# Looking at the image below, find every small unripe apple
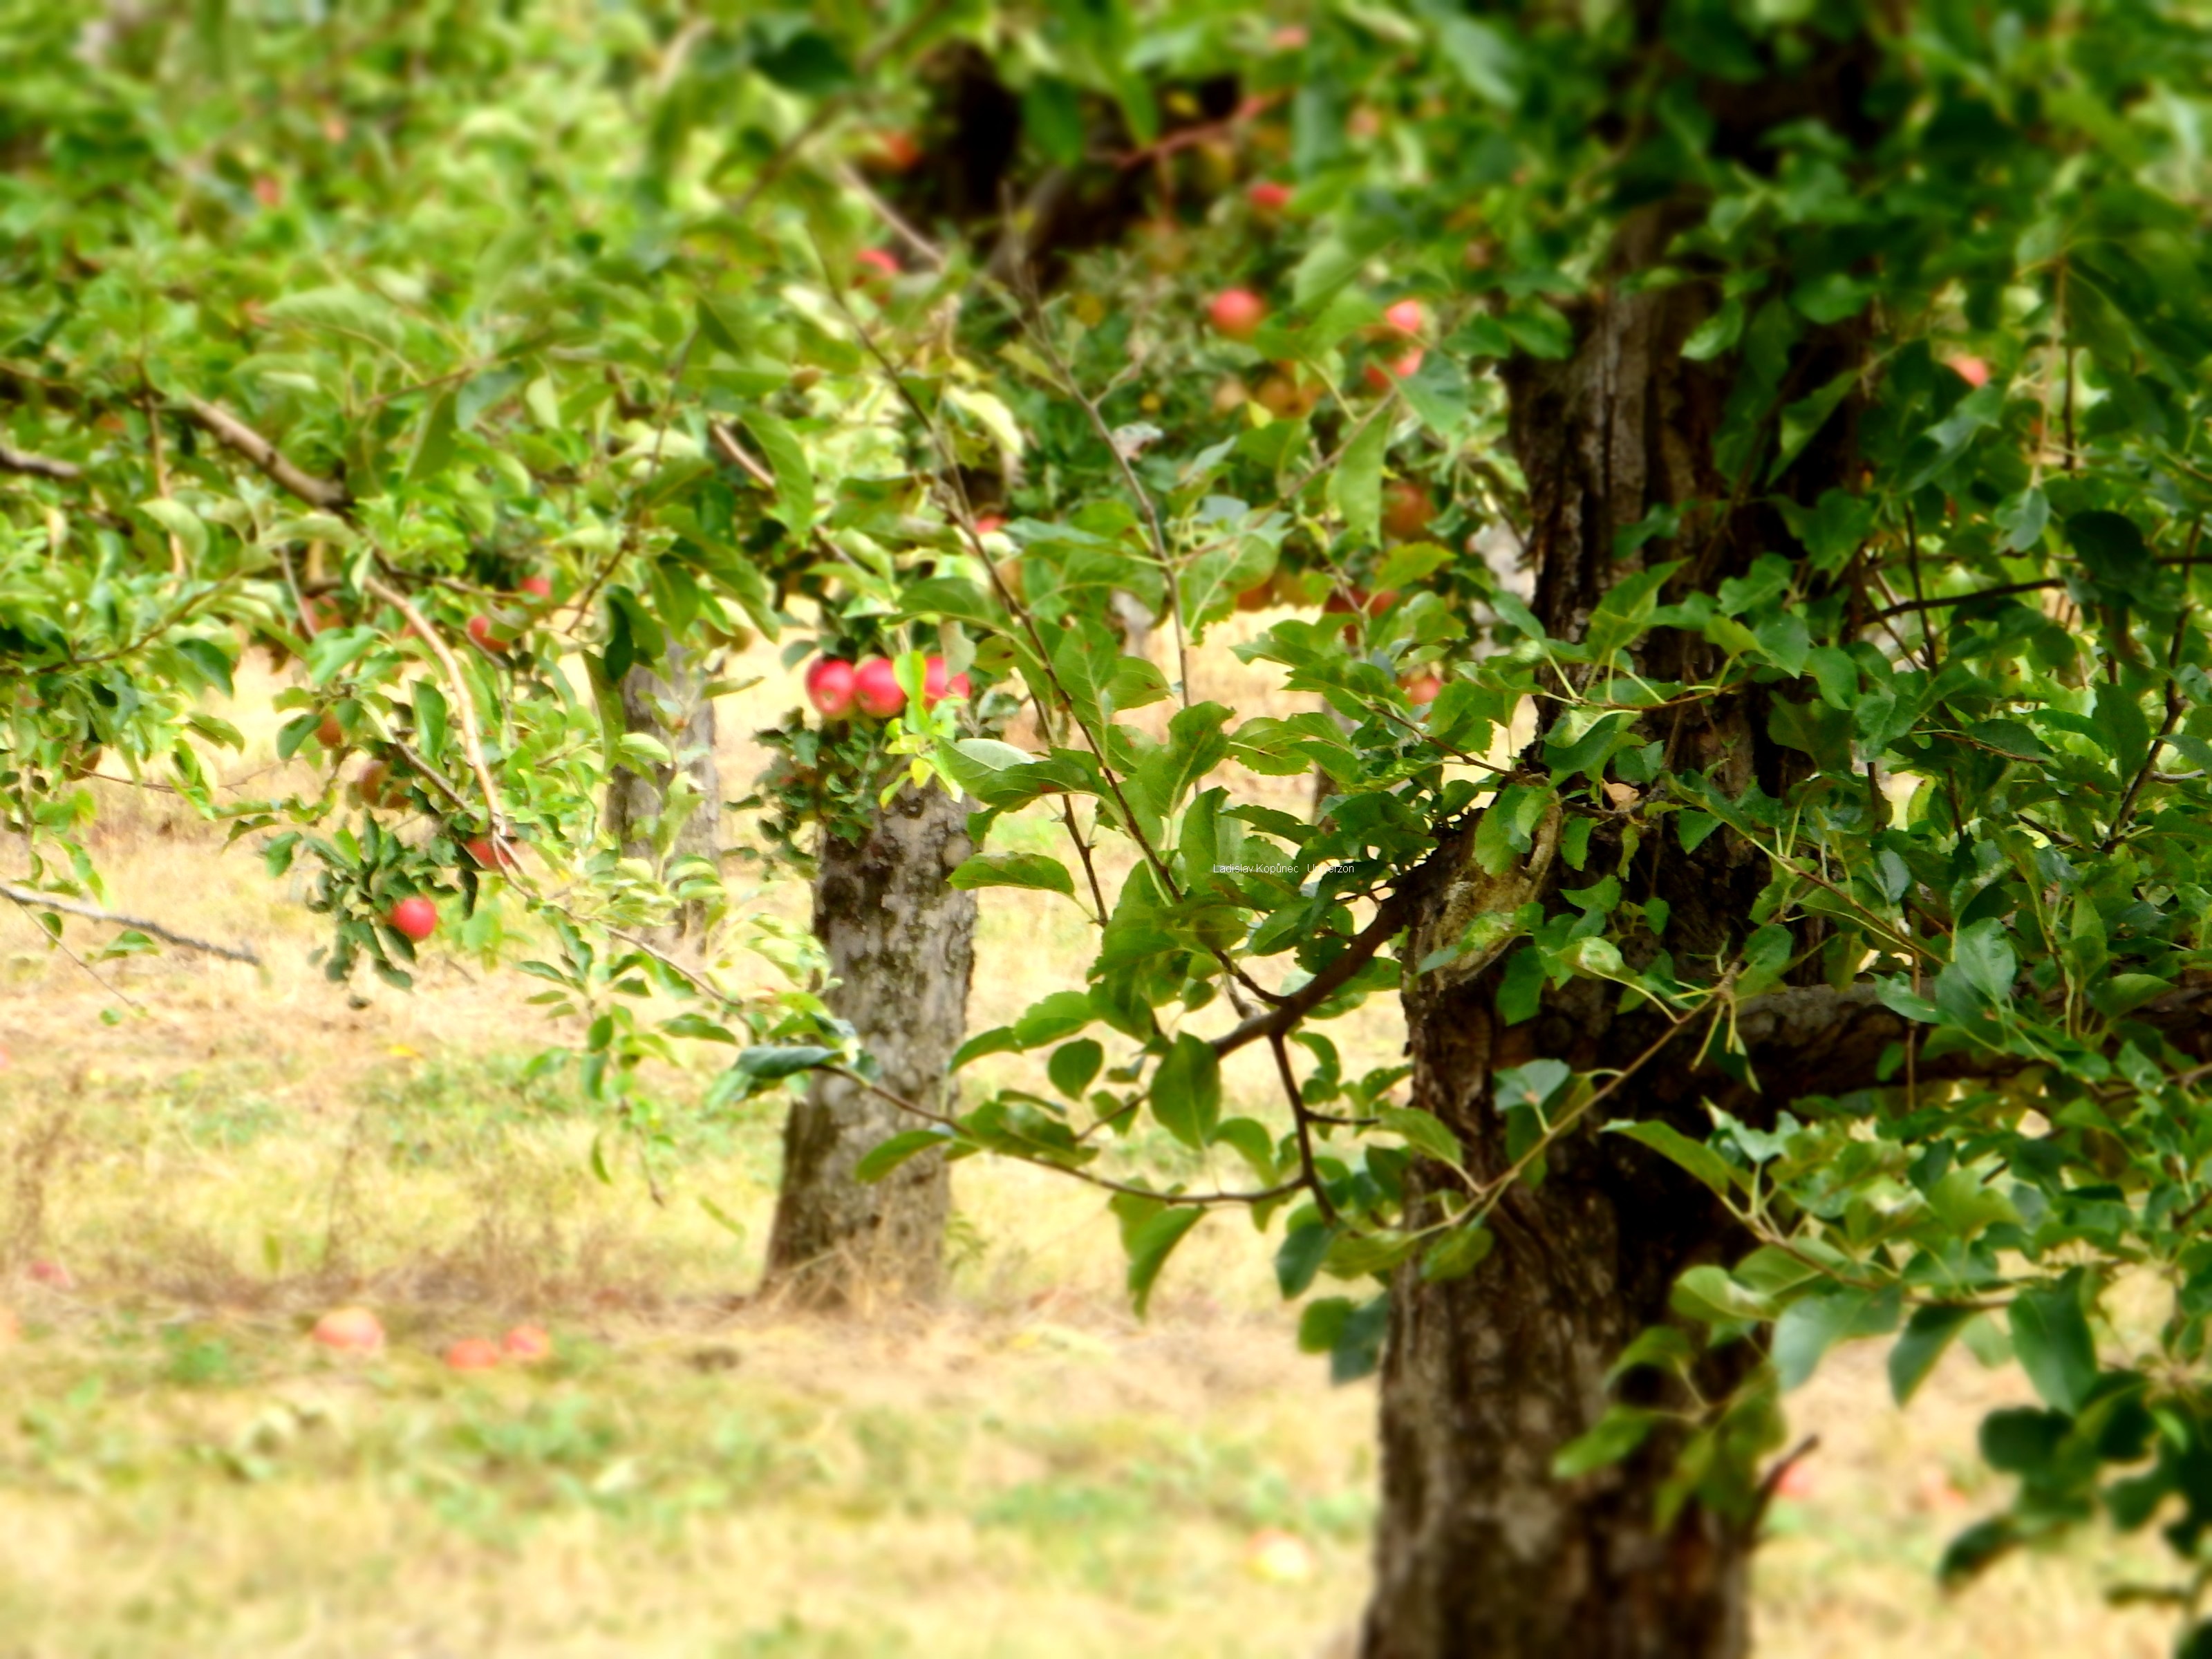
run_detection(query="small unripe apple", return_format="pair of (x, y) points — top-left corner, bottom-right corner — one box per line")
(501, 1324), (554, 1362)
(466, 614), (505, 653)
(806, 657), (858, 720)
(1208, 288), (1267, 341)
(464, 836), (518, 872)
(312, 1306), (384, 1353)
(1365, 347), (1425, 392)
(1382, 479), (1434, 542)
(518, 574), (553, 600)
(1945, 354), (1990, 388)
(444, 1337), (501, 1372)
(1248, 180), (1293, 213)
(388, 897), (438, 943)
(921, 654), (971, 710)
(854, 247), (901, 286)
(852, 657), (906, 719)
(316, 711), (345, 749)
(1254, 372), (1318, 419)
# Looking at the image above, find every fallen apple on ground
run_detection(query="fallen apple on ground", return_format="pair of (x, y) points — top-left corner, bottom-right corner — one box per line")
(312, 1306), (385, 1353)
(445, 1336), (502, 1372)
(502, 1324), (554, 1362)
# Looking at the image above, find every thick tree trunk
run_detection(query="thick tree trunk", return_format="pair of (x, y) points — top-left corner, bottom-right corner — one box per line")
(1361, 167), (1867, 1651)
(606, 642), (722, 944)
(765, 782), (976, 1306)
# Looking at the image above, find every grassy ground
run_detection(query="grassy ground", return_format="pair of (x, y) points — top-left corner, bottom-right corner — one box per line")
(0, 627), (2182, 1656)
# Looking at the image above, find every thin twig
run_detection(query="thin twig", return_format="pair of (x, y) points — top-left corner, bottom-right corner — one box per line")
(1270, 1029), (1339, 1224)
(0, 881), (261, 964)
(821, 1064), (1304, 1208)
(361, 576), (508, 842)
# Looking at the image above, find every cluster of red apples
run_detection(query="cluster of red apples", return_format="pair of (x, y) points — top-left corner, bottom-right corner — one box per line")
(805, 653), (969, 722)
(1208, 287), (1430, 395)
(311, 1306), (552, 1371)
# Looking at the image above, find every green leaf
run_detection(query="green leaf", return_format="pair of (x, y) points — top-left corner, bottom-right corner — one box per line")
(1889, 1305), (1978, 1405)
(733, 1044), (836, 1082)
(1608, 1120), (1737, 1200)
(1047, 1038), (1104, 1100)
(140, 499), (208, 564)
(1771, 1285), (1900, 1391)
(1552, 1404), (1660, 1478)
(1150, 1032), (1221, 1150)
(1123, 1204), (1204, 1318)
(742, 411), (814, 541)
(1377, 1105), (1465, 1168)
(1277, 1219), (1333, 1297)
(948, 852), (1075, 897)
(855, 1129), (951, 1183)
(1332, 413), (1387, 546)
(2010, 1277), (2098, 1415)
(406, 388), (459, 483)
(413, 682), (449, 762)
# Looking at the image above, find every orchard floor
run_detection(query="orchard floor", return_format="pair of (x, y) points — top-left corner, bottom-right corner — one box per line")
(0, 638), (2183, 1658)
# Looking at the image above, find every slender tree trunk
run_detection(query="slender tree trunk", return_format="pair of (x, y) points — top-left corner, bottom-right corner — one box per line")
(1361, 130), (1868, 1652)
(766, 781), (976, 1306)
(606, 642), (722, 944)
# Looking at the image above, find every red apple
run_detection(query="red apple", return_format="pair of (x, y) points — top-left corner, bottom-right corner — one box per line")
(973, 514), (1007, 536)
(1235, 580), (1275, 612)
(253, 176), (283, 209)
(852, 657), (906, 719)
(26, 1260), (71, 1291)
(854, 247), (901, 285)
(464, 836), (518, 872)
(444, 1337), (501, 1373)
(1248, 180), (1293, 213)
(1208, 288), (1268, 341)
(806, 657), (858, 720)
(1378, 298), (1427, 341)
(312, 1306), (384, 1353)
(1401, 671), (1443, 705)
(1945, 354), (1990, 388)
(352, 760), (405, 809)
(388, 897), (437, 943)
(867, 130), (924, 173)
(518, 574), (553, 600)
(466, 614), (506, 653)
(1244, 1527), (1315, 1582)
(1383, 480), (1434, 541)
(1271, 25), (1309, 50)
(501, 1324), (554, 1362)
(1775, 1459), (1819, 1500)
(921, 655), (972, 710)
(1365, 347), (1424, 391)
(316, 711), (345, 749)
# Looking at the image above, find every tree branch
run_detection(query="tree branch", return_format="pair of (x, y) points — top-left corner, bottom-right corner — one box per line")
(361, 576), (508, 843)
(0, 442), (80, 482)
(0, 882), (261, 964)
(1212, 889), (1413, 1060)
(180, 397), (350, 512)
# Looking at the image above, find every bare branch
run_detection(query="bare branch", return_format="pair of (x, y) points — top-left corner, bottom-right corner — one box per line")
(0, 442), (80, 482)
(181, 397), (350, 512)
(0, 881), (261, 964)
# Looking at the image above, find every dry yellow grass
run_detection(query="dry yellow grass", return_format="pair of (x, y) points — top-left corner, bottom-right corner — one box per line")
(0, 621), (2180, 1656)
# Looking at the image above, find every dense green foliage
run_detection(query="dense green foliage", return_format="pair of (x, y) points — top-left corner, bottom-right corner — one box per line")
(13, 0), (2212, 1632)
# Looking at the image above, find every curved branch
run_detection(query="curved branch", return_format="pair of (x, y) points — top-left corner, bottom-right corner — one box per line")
(0, 881), (261, 964)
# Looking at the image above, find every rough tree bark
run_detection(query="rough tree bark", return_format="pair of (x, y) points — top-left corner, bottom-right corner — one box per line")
(606, 643), (722, 944)
(1360, 49), (1877, 1655)
(765, 781), (977, 1306)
